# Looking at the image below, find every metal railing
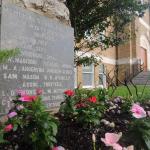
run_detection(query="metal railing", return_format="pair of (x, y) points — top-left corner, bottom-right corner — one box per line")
(125, 59), (144, 82)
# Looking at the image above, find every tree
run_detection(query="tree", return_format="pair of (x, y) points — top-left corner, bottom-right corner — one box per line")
(66, 0), (149, 65)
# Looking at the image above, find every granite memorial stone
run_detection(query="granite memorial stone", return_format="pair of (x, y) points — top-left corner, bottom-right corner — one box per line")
(0, 1), (74, 114)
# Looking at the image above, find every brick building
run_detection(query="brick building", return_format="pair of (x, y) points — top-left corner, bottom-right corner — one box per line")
(75, 2), (150, 88)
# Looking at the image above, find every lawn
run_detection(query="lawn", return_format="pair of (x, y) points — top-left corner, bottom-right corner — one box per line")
(108, 85), (150, 101)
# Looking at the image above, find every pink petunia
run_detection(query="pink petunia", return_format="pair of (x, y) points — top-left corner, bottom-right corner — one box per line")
(101, 133), (121, 147)
(4, 124), (13, 132)
(131, 104), (146, 118)
(52, 147), (59, 150)
(52, 146), (65, 150)
(123, 145), (134, 150)
(8, 112), (17, 118)
(113, 143), (123, 150)
(19, 95), (37, 102)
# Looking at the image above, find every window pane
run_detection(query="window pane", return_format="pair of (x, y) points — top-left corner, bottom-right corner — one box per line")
(83, 73), (93, 86)
(99, 74), (103, 85)
(83, 65), (93, 72)
(99, 64), (104, 73)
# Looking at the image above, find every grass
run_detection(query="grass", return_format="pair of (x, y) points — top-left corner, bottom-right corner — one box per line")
(108, 85), (150, 101)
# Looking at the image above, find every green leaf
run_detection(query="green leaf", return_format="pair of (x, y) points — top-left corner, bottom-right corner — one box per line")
(144, 135), (150, 150)
(49, 136), (57, 143)
(13, 124), (18, 132)
(50, 122), (57, 135)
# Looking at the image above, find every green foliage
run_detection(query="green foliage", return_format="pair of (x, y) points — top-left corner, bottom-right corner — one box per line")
(75, 103), (103, 127)
(0, 48), (20, 63)
(74, 88), (108, 102)
(0, 92), (58, 150)
(59, 89), (106, 127)
(66, 0), (149, 65)
(66, 0), (148, 48)
(75, 55), (98, 66)
(124, 118), (150, 150)
(59, 93), (77, 119)
(58, 88), (150, 149)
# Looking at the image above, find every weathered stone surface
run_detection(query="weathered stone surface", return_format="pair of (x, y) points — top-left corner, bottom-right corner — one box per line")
(4, 0), (70, 25)
(22, 0), (70, 24)
(0, 2), (74, 114)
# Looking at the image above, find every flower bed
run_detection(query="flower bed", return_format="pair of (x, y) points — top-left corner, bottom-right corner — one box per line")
(0, 88), (150, 150)
(0, 89), (57, 150)
(56, 89), (150, 150)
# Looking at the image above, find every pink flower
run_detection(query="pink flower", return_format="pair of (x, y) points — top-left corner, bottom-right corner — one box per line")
(8, 112), (17, 118)
(19, 95), (37, 102)
(64, 90), (74, 97)
(131, 104), (146, 118)
(101, 133), (121, 147)
(113, 143), (123, 150)
(52, 147), (58, 150)
(52, 146), (65, 150)
(36, 88), (43, 95)
(16, 90), (26, 96)
(123, 145), (134, 150)
(88, 96), (97, 103)
(4, 124), (13, 132)
(16, 105), (24, 111)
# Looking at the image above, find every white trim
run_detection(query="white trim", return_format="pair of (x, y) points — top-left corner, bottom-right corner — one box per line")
(139, 18), (150, 31)
(100, 56), (116, 64)
(117, 58), (138, 65)
(76, 51), (140, 65)
(82, 85), (94, 89)
(76, 51), (101, 61)
(99, 64), (106, 88)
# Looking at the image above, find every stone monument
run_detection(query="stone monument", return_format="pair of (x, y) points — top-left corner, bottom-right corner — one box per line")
(0, 0), (74, 114)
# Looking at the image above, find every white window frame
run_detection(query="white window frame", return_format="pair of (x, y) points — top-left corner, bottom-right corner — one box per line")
(82, 64), (94, 88)
(99, 64), (106, 88)
(141, 0), (144, 4)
